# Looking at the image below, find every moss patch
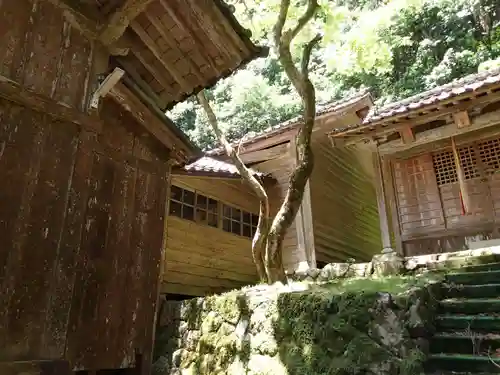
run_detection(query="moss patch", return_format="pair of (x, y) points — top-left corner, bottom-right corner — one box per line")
(154, 273), (443, 375)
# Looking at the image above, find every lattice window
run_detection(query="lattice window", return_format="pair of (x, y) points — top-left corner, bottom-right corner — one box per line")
(432, 150), (457, 186)
(169, 185), (258, 238)
(478, 138), (500, 175)
(432, 144), (483, 186)
(458, 145), (480, 180)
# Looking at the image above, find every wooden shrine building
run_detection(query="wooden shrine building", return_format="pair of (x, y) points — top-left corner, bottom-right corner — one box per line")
(329, 68), (500, 257)
(0, 0), (264, 374)
(166, 90), (382, 291)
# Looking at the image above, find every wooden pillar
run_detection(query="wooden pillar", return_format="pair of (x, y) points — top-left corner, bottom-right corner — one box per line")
(372, 146), (394, 253)
(288, 135), (314, 271)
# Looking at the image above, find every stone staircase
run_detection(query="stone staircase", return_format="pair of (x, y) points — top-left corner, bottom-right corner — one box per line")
(425, 259), (500, 374)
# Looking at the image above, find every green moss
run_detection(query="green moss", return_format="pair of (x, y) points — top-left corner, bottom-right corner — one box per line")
(169, 274), (443, 375)
(271, 274), (443, 375)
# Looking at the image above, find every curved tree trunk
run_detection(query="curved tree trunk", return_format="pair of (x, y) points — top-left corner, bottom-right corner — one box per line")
(199, 0), (321, 284)
(264, 0), (321, 283)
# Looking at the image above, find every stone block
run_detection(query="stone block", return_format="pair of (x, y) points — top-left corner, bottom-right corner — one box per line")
(372, 252), (404, 276)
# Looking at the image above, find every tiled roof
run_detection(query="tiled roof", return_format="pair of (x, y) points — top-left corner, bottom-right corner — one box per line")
(365, 67), (500, 124)
(207, 90), (372, 156)
(178, 156), (266, 177)
(330, 67), (500, 136)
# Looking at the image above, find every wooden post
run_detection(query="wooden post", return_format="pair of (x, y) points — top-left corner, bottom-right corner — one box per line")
(382, 157), (403, 255)
(372, 145), (394, 253)
(301, 180), (316, 267)
(451, 137), (471, 214)
(289, 135), (312, 271)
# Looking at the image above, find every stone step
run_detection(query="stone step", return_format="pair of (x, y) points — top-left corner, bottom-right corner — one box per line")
(436, 315), (500, 332)
(430, 332), (500, 355)
(450, 262), (500, 274)
(442, 283), (500, 299)
(440, 299), (500, 314)
(445, 270), (500, 285)
(426, 372), (499, 375)
(424, 353), (500, 373)
(422, 253), (500, 272)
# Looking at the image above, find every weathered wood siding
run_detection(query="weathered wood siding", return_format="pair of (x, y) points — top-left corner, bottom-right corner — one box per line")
(0, 0), (94, 110)
(163, 177), (259, 296)
(0, 97), (169, 372)
(310, 137), (381, 263)
(0, 3), (170, 371)
(254, 156), (299, 272)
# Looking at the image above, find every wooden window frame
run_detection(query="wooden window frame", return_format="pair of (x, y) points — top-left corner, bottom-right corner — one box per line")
(432, 136), (500, 187)
(168, 184), (258, 239)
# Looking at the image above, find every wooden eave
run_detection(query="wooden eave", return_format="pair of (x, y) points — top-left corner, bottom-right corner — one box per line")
(210, 93), (373, 159)
(171, 168), (277, 187)
(50, 0), (267, 162)
(108, 79), (200, 164)
(52, 0), (267, 110)
(329, 84), (500, 147)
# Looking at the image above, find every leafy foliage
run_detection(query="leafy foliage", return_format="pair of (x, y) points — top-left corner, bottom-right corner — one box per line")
(169, 0), (500, 150)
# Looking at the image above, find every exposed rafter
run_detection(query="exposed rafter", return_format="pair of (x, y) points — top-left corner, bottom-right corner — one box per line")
(157, 0), (220, 75)
(130, 20), (191, 92)
(143, 11), (205, 83)
(100, 0), (156, 46)
(48, 0), (152, 54)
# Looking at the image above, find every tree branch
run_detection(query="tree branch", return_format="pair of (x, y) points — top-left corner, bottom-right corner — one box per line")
(301, 33), (322, 78)
(273, 0), (320, 97)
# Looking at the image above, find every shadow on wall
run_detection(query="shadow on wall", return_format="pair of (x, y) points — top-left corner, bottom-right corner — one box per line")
(152, 276), (441, 375)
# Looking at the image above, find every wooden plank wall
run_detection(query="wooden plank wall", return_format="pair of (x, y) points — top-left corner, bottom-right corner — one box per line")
(163, 176), (259, 296)
(0, 97), (169, 372)
(254, 155), (299, 272)
(0, 0), (93, 111)
(309, 137), (381, 263)
(0, 1), (170, 372)
(393, 137), (500, 255)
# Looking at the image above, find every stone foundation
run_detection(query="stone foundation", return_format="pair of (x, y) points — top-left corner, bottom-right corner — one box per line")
(289, 246), (500, 282)
(152, 276), (441, 375)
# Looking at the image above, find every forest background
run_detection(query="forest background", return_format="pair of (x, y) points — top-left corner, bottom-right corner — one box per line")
(170, 0), (500, 150)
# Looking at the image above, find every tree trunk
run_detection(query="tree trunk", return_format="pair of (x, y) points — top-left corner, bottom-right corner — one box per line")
(264, 0), (321, 283)
(199, 0), (321, 284)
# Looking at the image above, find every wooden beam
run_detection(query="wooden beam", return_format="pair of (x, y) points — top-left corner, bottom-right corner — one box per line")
(239, 143), (289, 163)
(0, 74), (102, 132)
(47, 0), (101, 39)
(378, 109), (500, 155)
(381, 157), (403, 255)
(399, 124), (415, 143)
(144, 11), (205, 83)
(109, 82), (189, 161)
(129, 47), (175, 103)
(372, 146), (394, 253)
(453, 110), (471, 128)
(193, 0), (249, 55)
(130, 20), (191, 93)
(331, 90), (500, 141)
(100, 0), (156, 46)
(451, 137), (471, 214)
(115, 57), (166, 109)
(166, 0), (239, 63)
(0, 360), (71, 375)
(302, 180), (316, 267)
(157, 0), (220, 75)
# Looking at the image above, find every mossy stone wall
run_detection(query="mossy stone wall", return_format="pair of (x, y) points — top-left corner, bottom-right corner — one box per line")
(153, 277), (441, 375)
